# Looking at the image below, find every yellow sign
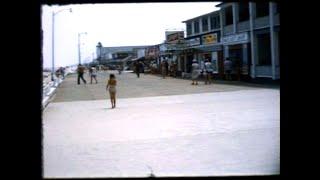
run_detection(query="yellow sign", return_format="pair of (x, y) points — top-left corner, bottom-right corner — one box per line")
(202, 33), (218, 45)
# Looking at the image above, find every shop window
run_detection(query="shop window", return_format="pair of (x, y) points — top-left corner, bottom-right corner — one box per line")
(202, 18), (208, 32)
(187, 23), (192, 35)
(238, 2), (249, 22)
(256, 2), (269, 18)
(194, 20), (199, 34)
(257, 33), (271, 65)
(225, 6), (233, 26)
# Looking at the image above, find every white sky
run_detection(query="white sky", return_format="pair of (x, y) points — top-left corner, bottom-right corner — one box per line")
(41, 2), (220, 69)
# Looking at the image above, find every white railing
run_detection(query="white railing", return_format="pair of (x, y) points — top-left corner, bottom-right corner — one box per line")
(42, 67), (75, 110)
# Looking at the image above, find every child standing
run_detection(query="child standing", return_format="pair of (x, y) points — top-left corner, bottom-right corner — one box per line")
(90, 66), (98, 84)
(106, 74), (117, 108)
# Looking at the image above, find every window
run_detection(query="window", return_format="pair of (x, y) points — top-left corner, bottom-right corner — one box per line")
(225, 6), (233, 25)
(257, 33), (271, 65)
(210, 16), (220, 29)
(238, 2), (249, 22)
(256, 2), (269, 18)
(194, 20), (199, 34)
(202, 18), (208, 32)
(187, 23), (192, 35)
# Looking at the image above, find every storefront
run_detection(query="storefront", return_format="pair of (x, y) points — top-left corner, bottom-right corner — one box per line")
(180, 32), (224, 78)
(178, 37), (201, 74)
(222, 32), (251, 80)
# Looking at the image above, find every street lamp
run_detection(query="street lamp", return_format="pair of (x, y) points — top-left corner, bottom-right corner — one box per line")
(78, 32), (87, 65)
(51, 7), (72, 81)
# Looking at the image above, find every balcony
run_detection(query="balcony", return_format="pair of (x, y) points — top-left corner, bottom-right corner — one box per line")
(254, 16), (270, 29)
(223, 24), (233, 35)
(237, 20), (250, 32)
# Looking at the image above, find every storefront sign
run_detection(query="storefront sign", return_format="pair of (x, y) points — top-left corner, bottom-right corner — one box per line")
(202, 33), (218, 45)
(186, 37), (200, 46)
(166, 31), (184, 43)
(222, 32), (249, 44)
(145, 46), (159, 59)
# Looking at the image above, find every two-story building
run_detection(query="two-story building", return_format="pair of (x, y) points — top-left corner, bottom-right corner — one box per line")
(217, 2), (280, 80)
(181, 10), (224, 78)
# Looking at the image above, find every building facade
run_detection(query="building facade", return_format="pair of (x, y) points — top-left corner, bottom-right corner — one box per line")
(182, 10), (224, 78)
(96, 42), (150, 65)
(217, 2), (280, 80)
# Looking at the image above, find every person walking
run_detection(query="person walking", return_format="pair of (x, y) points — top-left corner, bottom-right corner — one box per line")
(173, 62), (177, 78)
(165, 60), (169, 76)
(90, 66), (98, 84)
(161, 60), (167, 79)
(106, 74), (117, 108)
(139, 61), (145, 75)
(191, 59), (200, 85)
(224, 58), (233, 81)
(135, 61), (141, 78)
(77, 64), (87, 84)
(204, 59), (213, 84)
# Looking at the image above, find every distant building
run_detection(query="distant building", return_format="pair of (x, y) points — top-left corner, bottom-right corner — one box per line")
(96, 43), (150, 65)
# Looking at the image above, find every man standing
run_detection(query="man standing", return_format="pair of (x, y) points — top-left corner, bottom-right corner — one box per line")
(204, 59), (213, 84)
(161, 60), (167, 79)
(135, 61), (141, 78)
(77, 64), (87, 84)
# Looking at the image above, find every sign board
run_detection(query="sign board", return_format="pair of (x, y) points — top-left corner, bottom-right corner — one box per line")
(145, 46), (159, 59)
(187, 38), (201, 46)
(166, 31), (184, 43)
(222, 32), (249, 44)
(202, 33), (218, 45)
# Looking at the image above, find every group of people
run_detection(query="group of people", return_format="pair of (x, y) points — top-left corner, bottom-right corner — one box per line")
(77, 64), (117, 108)
(160, 60), (178, 79)
(77, 64), (98, 85)
(55, 67), (66, 79)
(75, 57), (236, 109)
(191, 59), (214, 85)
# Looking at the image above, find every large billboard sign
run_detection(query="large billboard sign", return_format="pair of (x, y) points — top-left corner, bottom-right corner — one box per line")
(166, 31), (184, 43)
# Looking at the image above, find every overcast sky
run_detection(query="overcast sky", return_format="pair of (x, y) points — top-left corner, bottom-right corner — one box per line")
(41, 2), (220, 69)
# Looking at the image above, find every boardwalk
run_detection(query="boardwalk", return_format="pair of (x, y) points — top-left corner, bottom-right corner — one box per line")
(43, 71), (280, 178)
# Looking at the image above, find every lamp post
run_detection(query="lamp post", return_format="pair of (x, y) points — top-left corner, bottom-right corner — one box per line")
(51, 7), (72, 81)
(78, 32), (87, 65)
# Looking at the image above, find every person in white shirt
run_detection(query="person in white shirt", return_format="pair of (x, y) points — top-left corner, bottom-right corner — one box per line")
(90, 66), (98, 84)
(191, 59), (200, 85)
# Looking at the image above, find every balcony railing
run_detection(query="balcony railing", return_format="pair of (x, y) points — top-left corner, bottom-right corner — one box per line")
(237, 20), (250, 32)
(254, 16), (270, 29)
(223, 24), (233, 35)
